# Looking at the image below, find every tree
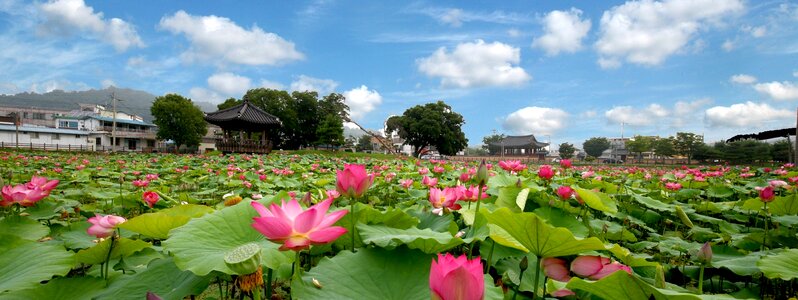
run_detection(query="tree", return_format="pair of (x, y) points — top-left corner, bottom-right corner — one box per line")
(652, 137), (676, 163)
(558, 142), (576, 159)
(386, 101), (468, 157)
(319, 93), (350, 121)
(244, 88), (298, 149)
(626, 135), (654, 160)
(217, 98), (241, 110)
(151, 94), (207, 151)
(716, 139), (772, 163)
(674, 132), (703, 164)
(482, 134), (505, 155)
(356, 135), (373, 151)
(772, 139), (792, 162)
(315, 114), (344, 147)
(583, 137), (610, 158)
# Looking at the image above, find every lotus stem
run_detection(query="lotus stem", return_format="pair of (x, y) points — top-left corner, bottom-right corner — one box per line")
(350, 197), (357, 251)
(265, 268), (273, 300)
(532, 256), (541, 299)
(698, 265), (705, 294)
(485, 239), (495, 274)
(103, 234), (116, 281)
(762, 202), (769, 250)
(252, 285), (261, 300)
(217, 277), (224, 300)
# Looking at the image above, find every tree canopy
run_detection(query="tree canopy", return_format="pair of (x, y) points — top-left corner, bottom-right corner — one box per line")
(386, 101), (468, 156)
(674, 132), (703, 164)
(150, 94), (207, 150)
(626, 135), (654, 159)
(652, 137), (676, 162)
(558, 142), (576, 159)
(482, 134), (505, 155)
(583, 137), (610, 158)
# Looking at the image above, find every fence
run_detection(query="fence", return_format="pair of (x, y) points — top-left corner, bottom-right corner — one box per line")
(0, 142), (91, 152)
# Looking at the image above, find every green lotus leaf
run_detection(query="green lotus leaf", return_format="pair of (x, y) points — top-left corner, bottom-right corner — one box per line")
(358, 224), (464, 253)
(575, 187), (618, 214)
(0, 241), (75, 293)
(75, 237), (152, 265)
(0, 277), (105, 300)
(483, 208), (605, 257)
(0, 216), (49, 241)
(97, 258), (211, 300)
(758, 248), (798, 280)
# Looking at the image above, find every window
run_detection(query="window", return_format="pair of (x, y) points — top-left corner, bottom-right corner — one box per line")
(75, 135), (80, 138)
(22, 112), (28, 118)
(95, 137), (102, 146)
(53, 134), (60, 140)
(58, 121), (78, 129)
(32, 113), (45, 120)
(30, 132), (39, 139)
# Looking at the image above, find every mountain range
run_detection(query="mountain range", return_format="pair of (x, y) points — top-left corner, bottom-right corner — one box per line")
(0, 87), (217, 122)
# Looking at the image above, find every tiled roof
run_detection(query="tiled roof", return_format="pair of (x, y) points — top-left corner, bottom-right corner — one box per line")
(204, 101), (281, 129)
(488, 134), (549, 148)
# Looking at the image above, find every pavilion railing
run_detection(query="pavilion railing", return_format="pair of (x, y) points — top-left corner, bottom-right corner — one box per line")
(214, 139), (273, 154)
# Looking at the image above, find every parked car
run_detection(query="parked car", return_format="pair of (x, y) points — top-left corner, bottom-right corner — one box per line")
(602, 158), (624, 164)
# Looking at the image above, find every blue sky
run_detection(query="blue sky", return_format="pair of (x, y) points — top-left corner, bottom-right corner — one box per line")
(1, 0), (798, 148)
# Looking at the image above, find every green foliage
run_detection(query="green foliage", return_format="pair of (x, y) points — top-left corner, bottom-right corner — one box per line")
(771, 139), (791, 162)
(482, 133), (505, 155)
(357, 134), (373, 151)
(626, 135), (654, 159)
(150, 94), (207, 149)
(315, 114), (345, 147)
(713, 139), (773, 163)
(0, 241), (75, 293)
(653, 136), (676, 161)
(583, 137), (610, 158)
(674, 132), (703, 164)
(558, 142), (576, 159)
(216, 98), (241, 110)
(386, 100), (468, 156)
(758, 249), (798, 280)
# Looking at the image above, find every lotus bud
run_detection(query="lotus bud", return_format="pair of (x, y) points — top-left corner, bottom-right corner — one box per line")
(476, 160), (488, 185)
(696, 242), (712, 265)
(519, 256), (529, 272)
(224, 243), (262, 275)
(654, 265), (666, 288)
(675, 206), (694, 228)
(302, 191), (313, 206)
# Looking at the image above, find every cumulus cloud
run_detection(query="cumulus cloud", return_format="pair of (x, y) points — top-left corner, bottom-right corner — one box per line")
(159, 10), (304, 66)
(672, 98), (712, 127)
(417, 40), (531, 88)
(100, 79), (115, 88)
(605, 104), (670, 126)
(502, 107), (568, 135)
(532, 8), (591, 56)
(722, 39), (735, 52)
(189, 87), (223, 104)
(343, 85), (382, 121)
(705, 102), (792, 127)
(37, 0), (143, 51)
(730, 74), (757, 84)
(207, 72), (251, 96)
(290, 75), (338, 94)
(753, 81), (798, 101)
(742, 25), (767, 38)
(259, 79), (284, 90)
(595, 0), (744, 68)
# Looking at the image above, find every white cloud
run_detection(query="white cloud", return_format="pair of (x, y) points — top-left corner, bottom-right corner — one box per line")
(605, 104), (670, 126)
(290, 75), (338, 94)
(672, 98), (712, 127)
(189, 87), (223, 104)
(259, 79), (284, 90)
(343, 85), (382, 121)
(502, 107), (568, 135)
(722, 39), (735, 52)
(730, 74), (757, 84)
(417, 40), (531, 88)
(413, 6), (534, 26)
(581, 110), (597, 118)
(532, 8), (591, 56)
(207, 72), (251, 96)
(37, 0), (143, 51)
(753, 81), (798, 101)
(100, 79), (115, 88)
(705, 102), (792, 127)
(742, 25), (767, 38)
(793, 71), (798, 78)
(440, 8), (464, 27)
(595, 0), (744, 68)
(159, 10), (304, 66)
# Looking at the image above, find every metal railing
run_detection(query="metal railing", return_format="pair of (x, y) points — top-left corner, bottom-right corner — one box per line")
(0, 142), (91, 152)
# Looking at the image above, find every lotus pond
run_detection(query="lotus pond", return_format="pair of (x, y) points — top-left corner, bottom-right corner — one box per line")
(0, 151), (797, 300)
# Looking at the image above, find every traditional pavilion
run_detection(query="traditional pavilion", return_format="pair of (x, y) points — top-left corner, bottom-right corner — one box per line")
(204, 100), (281, 154)
(489, 134), (549, 159)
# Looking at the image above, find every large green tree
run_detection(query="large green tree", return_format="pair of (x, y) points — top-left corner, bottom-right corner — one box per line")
(652, 137), (676, 163)
(292, 91), (321, 148)
(558, 142), (576, 159)
(217, 98), (241, 110)
(386, 101), (468, 157)
(626, 135), (654, 160)
(150, 94), (207, 151)
(674, 132), (703, 164)
(482, 134), (505, 155)
(243, 88), (298, 149)
(357, 135), (373, 151)
(315, 114), (345, 147)
(583, 137), (610, 158)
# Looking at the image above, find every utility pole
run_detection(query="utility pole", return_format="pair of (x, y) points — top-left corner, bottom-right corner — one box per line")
(111, 92), (118, 152)
(794, 108), (798, 164)
(13, 112), (19, 149)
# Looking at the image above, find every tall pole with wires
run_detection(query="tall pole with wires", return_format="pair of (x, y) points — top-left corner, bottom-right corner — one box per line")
(111, 92), (117, 152)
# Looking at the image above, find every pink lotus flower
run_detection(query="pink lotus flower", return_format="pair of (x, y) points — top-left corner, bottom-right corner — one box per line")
(559, 159), (572, 169)
(570, 255), (632, 280)
(26, 176), (59, 194)
(499, 160), (526, 173)
(664, 182), (682, 191)
(429, 187), (462, 215)
(541, 257), (571, 282)
(769, 180), (788, 188)
(132, 180), (149, 188)
(550, 289), (576, 297)
(538, 165), (554, 180)
(419, 168), (429, 175)
(556, 186), (575, 200)
(460, 185), (487, 202)
(429, 253), (484, 300)
(143, 191), (159, 208)
(422, 176), (438, 188)
(433, 166), (445, 174)
(325, 190), (341, 201)
(400, 179), (414, 189)
(145, 173), (159, 181)
(1, 184), (47, 207)
(87, 214), (126, 238)
(335, 164), (374, 198)
(459, 173), (471, 183)
(251, 198), (348, 251)
(758, 186), (775, 202)
(582, 171), (594, 178)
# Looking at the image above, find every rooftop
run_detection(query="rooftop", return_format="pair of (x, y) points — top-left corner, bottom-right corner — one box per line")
(0, 124), (89, 135)
(489, 134), (549, 148)
(205, 100), (281, 130)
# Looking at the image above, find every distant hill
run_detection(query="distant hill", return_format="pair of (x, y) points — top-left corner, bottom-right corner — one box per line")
(0, 87), (217, 122)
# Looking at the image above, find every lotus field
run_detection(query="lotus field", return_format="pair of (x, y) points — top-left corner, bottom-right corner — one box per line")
(2, 151), (798, 300)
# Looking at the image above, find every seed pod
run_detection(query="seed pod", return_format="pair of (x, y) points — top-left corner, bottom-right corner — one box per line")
(675, 205), (694, 228)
